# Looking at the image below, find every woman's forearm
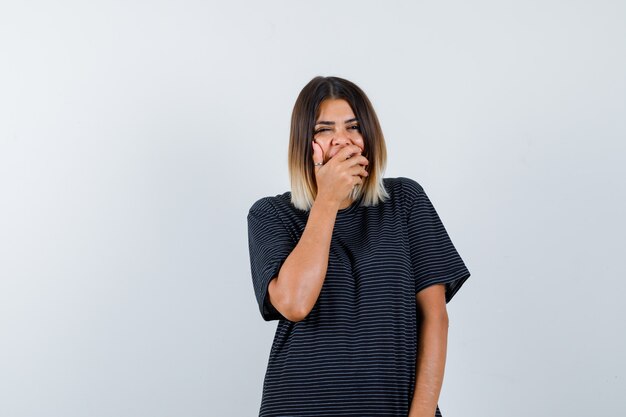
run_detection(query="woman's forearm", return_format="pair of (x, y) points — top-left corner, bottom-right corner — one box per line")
(408, 315), (449, 417)
(268, 197), (339, 321)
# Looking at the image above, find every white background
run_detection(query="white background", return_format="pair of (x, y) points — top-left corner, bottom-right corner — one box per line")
(1, 1), (625, 416)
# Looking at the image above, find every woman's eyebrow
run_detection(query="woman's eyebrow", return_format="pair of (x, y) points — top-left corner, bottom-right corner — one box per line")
(315, 118), (359, 126)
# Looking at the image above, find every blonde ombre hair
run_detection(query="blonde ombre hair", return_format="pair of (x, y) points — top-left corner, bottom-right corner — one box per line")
(288, 76), (390, 211)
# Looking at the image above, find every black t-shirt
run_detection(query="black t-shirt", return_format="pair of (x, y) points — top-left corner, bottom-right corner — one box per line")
(247, 176), (471, 417)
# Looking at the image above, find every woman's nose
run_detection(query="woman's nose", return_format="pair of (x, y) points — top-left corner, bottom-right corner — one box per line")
(331, 129), (352, 145)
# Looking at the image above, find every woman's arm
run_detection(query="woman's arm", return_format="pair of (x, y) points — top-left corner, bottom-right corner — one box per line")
(268, 144), (367, 322)
(409, 283), (449, 417)
(267, 197), (340, 322)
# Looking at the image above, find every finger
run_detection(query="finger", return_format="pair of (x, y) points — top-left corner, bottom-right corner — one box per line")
(340, 144), (363, 160)
(349, 164), (369, 177)
(345, 154), (369, 170)
(311, 140), (324, 169)
(354, 154), (369, 166)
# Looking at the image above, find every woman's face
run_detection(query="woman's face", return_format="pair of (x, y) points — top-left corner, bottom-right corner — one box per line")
(313, 99), (365, 164)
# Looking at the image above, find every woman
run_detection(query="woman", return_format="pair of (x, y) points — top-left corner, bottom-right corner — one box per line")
(247, 76), (471, 417)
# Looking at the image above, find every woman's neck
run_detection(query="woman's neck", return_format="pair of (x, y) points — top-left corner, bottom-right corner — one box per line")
(338, 198), (353, 210)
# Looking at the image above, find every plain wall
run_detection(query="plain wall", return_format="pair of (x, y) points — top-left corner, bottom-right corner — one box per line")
(1, 1), (624, 416)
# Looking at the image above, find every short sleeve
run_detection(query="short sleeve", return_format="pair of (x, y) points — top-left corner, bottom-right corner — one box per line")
(247, 198), (297, 321)
(405, 182), (471, 303)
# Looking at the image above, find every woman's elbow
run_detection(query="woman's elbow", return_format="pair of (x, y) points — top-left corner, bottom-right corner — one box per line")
(268, 277), (310, 322)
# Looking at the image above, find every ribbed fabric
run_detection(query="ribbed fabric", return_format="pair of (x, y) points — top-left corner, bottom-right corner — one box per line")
(247, 177), (471, 417)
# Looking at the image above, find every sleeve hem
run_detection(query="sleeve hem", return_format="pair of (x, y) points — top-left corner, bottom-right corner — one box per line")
(258, 259), (288, 322)
(415, 267), (471, 304)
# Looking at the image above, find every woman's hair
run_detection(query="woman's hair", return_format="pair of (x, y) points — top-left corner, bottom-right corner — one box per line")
(288, 76), (390, 211)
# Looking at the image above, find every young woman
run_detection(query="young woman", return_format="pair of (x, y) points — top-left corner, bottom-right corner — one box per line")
(247, 76), (471, 417)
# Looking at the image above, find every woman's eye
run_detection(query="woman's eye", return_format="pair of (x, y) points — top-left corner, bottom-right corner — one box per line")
(350, 125), (361, 131)
(314, 128), (330, 134)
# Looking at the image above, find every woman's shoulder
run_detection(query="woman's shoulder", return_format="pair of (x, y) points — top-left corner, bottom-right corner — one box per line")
(248, 190), (295, 218)
(383, 176), (425, 203)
